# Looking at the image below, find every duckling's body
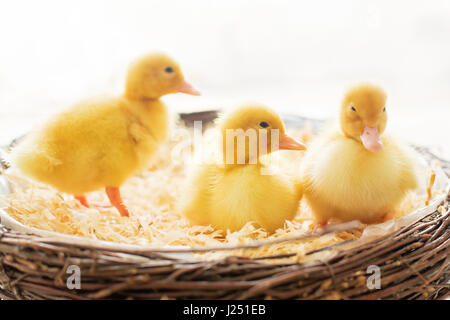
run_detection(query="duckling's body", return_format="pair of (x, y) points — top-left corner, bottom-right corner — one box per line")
(14, 97), (168, 195)
(302, 130), (418, 223)
(12, 53), (199, 216)
(301, 84), (418, 224)
(182, 105), (306, 233)
(184, 162), (302, 233)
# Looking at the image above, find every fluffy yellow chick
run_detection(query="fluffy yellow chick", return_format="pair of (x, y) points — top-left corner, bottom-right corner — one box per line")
(301, 83), (418, 225)
(12, 53), (199, 217)
(182, 104), (307, 233)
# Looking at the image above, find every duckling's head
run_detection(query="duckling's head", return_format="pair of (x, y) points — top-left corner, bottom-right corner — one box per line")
(220, 104), (306, 164)
(340, 83), (387, 152)
(125, 52), (200, 100)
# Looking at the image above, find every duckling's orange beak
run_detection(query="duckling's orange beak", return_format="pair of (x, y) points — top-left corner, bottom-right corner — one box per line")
(361, 126), (383, 152)
(178, 80), (201, 96)
(279, 133), (307, 150)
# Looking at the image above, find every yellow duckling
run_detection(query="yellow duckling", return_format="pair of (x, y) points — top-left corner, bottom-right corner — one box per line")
(12, 53), (199, 217)
(301, 83), (418, 225)
(182, 104), (307, 233)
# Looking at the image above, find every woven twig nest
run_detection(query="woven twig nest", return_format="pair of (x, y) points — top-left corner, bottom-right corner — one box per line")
(0, 113), (449, 300)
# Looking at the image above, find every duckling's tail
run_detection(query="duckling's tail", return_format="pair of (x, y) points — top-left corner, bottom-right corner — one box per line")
(10, 143), (61, 182)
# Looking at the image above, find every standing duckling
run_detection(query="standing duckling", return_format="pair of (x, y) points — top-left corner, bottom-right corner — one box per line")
(301, 84), (418, 225)
(12, 53), (199, 217)
(182, 104), (307, 233)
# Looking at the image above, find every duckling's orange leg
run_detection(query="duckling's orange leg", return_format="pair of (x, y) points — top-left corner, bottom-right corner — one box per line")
(105, 186), (130, 217)
(313, 220), (328, 231)
(377, 211), (395, 223)
(75, 195), (89, 208)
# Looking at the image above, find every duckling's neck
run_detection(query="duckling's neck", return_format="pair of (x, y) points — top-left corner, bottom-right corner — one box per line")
(341, 131), (360, 143)
(122, 96), (168, 140)
(124, 90), (161, 102)
(221, 147), (265, 168)
(222, 158), (264, 169)
(122, 94), (164, 113)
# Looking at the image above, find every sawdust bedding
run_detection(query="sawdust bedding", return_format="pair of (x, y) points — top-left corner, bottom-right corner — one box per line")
(0, 125), (438, 262)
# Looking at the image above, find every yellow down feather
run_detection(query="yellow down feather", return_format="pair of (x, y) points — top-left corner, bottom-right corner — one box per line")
(182, 104), (306, 233)
(301, 84), (419, 224)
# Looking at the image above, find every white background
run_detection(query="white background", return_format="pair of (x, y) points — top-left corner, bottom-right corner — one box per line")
(0, 0), (449, 157)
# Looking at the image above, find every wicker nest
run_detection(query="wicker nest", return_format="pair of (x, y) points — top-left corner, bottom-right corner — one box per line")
(0, 112), (449, 300)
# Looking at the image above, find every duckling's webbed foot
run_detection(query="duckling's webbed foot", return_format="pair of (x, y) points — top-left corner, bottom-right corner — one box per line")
(75, 195), (90, 208)
(311, 220), (328, 232)
(105, 186), (130, 217)
(376, 211), (394, 224)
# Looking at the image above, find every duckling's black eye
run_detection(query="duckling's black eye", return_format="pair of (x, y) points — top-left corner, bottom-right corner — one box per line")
(351, 106), (356, 112)
(165, 66), (174, 73)
(259, 121), (269, 128)
(383, 107), (386, 112)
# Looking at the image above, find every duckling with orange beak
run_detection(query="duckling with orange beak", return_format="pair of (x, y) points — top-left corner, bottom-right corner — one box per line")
(301, 84), (419, 225)
(182, 104), (306, 233)
(12, 53), (199, 217)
